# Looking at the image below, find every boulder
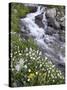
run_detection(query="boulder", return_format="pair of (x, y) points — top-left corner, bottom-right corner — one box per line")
(45, 8), (60, 29)
(46, 8), (56, 18)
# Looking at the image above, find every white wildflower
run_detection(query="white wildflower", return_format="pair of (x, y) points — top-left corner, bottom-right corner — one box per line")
(37, 50), (39, 54)
(53, 79), (55, 82)
(49, 67), (52, 70)
(26, 53), (28, 56)
(19, 38), (21, 41)
(39, 51), (42, 55)
(12, 68), (14, 71)
(19, 58), (24, 65)
(11, 53), (12, 57)
(52, 65), (55, 68)
(14, 51), (17, 54)
(40, 64), (42, 67)
(48, 70), (50, 74)
(45, 57), (48, 60)
(30, 56), (33, 59)
(26, 48), (28, 52)
(49, 61), (52, 64)
(57, 73), (60, 77)
(59, 71), (62, 75)
(28, 69), (31, 72)
(12, 58), (14, 61)
(33, 57), (35, 60)
(14, 9), (17, 13)
(55, 76), (57, 79)
(27, 79), (30, 81)
(29, 51), (31, 55)
(42, 68), (44, 71)
(52, 69), (55, 72)
(19, 53), (22, 56)
(15, 64), (20, 71)
(51, 74), (54, 78)
(24, 65), (27, 69)
(32, 53), (35, 56)
(18, 50), (20, 53)
(30, 47), (32, 51)
(36, 72), (38, 75)
(18, 46), (19, 49)
(37, 56), (40, 59)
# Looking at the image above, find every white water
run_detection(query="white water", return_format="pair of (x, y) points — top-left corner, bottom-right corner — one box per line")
(20, 6), (65, 68)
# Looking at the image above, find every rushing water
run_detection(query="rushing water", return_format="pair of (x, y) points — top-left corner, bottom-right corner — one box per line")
(20, 6), (65, 72)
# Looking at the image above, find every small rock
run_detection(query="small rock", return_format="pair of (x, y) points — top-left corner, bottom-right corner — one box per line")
(45, 26), (56, 35)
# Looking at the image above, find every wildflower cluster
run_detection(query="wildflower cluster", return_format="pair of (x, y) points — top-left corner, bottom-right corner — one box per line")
(10, 33), (65, 87)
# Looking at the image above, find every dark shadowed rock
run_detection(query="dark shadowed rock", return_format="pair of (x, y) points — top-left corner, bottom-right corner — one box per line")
(35, 14), (44, 28)
(60, 17), (65, 30)
(45, 26), (57, 35)
(58, 30), (65, 42)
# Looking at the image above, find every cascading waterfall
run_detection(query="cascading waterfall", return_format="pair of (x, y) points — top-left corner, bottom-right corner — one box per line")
(20, 6), (65, 72)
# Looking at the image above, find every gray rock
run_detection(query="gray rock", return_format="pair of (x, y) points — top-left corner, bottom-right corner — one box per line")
(24, 3), (38, 7)
(47, 17), (60, 29)
(60, 17), (65, 29)
(46, 8), (56, 18)
(54, 19), (60, 29)
(60, 17), (65, 22)
(24, 3), (37, 12)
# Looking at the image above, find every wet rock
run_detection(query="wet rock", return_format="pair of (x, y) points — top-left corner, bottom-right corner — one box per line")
(45, 26), (57, 35)
(58, 29), (65, 42)
(47, 17), (60, 29)
(60, 16), (65, 22)
(60, 17), (65, 30)
(54, 19), (60, 29)
(35, 14), (44, 28)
